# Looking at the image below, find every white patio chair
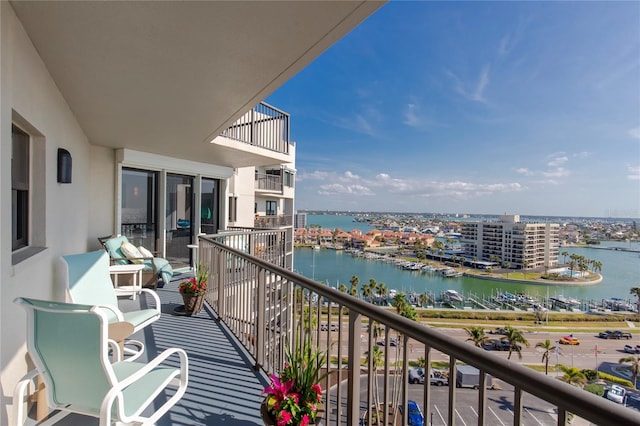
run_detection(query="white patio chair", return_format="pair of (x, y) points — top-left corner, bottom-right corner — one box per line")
(13, 297), (188, 426)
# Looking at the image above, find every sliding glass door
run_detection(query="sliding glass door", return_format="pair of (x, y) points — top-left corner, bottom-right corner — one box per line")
(166, 173), (193, 266)
(121, 168), (158, 251)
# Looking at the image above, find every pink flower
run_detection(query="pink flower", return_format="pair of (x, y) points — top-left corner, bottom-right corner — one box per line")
(300, 414), (310, 426)
(277, 410), (292, 425)
(312, 383), (322, 399)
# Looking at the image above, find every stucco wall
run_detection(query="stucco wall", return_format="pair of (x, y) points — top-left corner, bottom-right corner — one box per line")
(0, 4), (92, 423)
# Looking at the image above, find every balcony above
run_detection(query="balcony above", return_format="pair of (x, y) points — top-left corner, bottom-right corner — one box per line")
(10, 1), (384, 166)
(213, 103), (294, 167)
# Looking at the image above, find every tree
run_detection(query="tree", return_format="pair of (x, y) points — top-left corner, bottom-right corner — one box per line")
(338, 283), (347, 293)
(501, 325), (529, 360)
(504, 261), (510, 277)
(349, 275), (359, 297)
(630, 287), (640, 319)
(619, 355), (640, 389)
(561, 251), (569, 265)
(416, 356), (426, 368)
(419, 293), (428, 308)
(464, 326), (488, 347)
(559, 365), (587, 387)
(535, 339), (557, 375)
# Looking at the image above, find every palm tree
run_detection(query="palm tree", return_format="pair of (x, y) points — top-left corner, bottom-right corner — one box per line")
(630, 287), (640, 319)
(416, 356), (426, 368)
(501, 325), (529, 360)
(419, 293), (428, 307)
(561, 251), (569, 265)
(361, 283), (372, 303)
(535, 339), (557, 375)
(504, 261), (510, 278)
(349, 275), (359, 296)
(338, 283), (347, 293)
(559, 365), (587, 387)
(464, 326), (488, 347)
(619, 355), (640, 389)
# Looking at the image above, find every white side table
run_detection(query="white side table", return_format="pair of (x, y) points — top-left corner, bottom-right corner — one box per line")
(109, 264), (145, 300)
(187, 244), (199, 270)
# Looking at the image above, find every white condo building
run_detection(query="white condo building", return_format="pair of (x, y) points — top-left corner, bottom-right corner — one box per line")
(460, 214), (560, 270)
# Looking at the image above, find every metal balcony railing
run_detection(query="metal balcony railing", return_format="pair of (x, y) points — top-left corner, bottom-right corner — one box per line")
(220, 102), (290, 154)
(197, 231), (639, 426)
(255, 173), (283, 191)
(255, 214), (293, 229)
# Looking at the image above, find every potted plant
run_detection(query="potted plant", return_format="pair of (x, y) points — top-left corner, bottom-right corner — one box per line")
(261, 335), (329, 425)
(178, 264), (208, 314)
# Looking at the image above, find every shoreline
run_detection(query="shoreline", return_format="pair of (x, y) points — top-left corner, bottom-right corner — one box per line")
(462, 270), (603, 286)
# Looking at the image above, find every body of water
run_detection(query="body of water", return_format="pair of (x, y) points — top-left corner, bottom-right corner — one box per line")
(295, 215), (640, 304)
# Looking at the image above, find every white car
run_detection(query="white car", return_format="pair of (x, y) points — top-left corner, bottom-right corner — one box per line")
(606, 385), (626, 404)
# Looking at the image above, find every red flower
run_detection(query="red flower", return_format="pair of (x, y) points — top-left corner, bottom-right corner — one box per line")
(277, 410), (292, 425)
(300, 414), (310, 426)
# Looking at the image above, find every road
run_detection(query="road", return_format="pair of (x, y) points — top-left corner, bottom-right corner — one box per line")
(322, 324), (638, 371)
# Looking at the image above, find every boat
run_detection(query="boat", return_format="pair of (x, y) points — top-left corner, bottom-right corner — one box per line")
(444, 289), (463, 302)
(441, 268), (463, 278)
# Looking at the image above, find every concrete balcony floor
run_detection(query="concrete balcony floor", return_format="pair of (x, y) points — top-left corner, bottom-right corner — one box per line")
(28, 272), (267, 426)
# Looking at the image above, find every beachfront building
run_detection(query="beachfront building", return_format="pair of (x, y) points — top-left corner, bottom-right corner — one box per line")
(295, 212), (308, 229)
(460, 214), (560, 270)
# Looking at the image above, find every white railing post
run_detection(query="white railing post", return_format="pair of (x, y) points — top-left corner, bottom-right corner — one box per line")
(256, 267), (266, 369)
(347, 312), (361, 426)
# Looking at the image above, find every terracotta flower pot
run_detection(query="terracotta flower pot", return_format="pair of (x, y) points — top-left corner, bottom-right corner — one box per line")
(181, 292), (204, 314)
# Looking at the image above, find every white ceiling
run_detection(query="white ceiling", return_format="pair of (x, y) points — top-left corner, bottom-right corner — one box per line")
(10, 0), (384, 167)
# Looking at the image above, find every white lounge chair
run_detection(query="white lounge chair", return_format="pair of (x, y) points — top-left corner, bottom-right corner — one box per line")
(13, 297), (188, 426)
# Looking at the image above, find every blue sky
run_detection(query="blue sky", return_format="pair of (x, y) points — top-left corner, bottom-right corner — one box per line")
(266, 1), (640, 218)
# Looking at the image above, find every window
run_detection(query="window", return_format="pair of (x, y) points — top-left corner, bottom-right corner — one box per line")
(284, 170), (294, 188)
(12, 125), (29, 251)
(266, 200), (277, 216)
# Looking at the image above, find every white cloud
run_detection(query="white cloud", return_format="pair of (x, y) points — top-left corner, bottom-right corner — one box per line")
(403, 103), (419, 127)
(445, 65), (490, 103)
(514, 167), (533, 176)
(543, 167), (570, 178)
(629, 127), (640, 139)
(473, 64), (491, 102)
(318, 183), (375, 196)
(304, 169), (522, 200)
(628, 166), (640, 180)
(573, 152), (592, 159)
(547, 156), (568, 167)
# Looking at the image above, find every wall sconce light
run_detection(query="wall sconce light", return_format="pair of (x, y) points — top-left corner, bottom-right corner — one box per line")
(57, 148), (72, 183)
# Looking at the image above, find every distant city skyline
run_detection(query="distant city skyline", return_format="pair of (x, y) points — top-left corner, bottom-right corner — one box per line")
(266, 2), (640, 219)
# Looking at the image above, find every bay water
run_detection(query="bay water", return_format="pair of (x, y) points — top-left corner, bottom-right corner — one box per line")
(294, 215), (640, 304)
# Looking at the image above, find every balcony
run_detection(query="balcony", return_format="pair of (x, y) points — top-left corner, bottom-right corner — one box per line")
(213, 102), (293, 167)
(255, 172), (284, 192)
(254, 214), (293, 229)
(29, 230), (639, 425)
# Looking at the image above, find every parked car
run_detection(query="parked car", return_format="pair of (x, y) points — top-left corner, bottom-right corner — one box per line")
(320, 323), (340, 332)
(605, 385), (626, 404)
(635, 344), (640, 353)
(405, 400), (425, 426)
(559, 335), (580, 345)
(429, 372), (448, 386)
(408, 368), (425, 384)
(488, 327), (508, 335)
(623, 344), (637, 354)
(408, 368), (448, 386)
